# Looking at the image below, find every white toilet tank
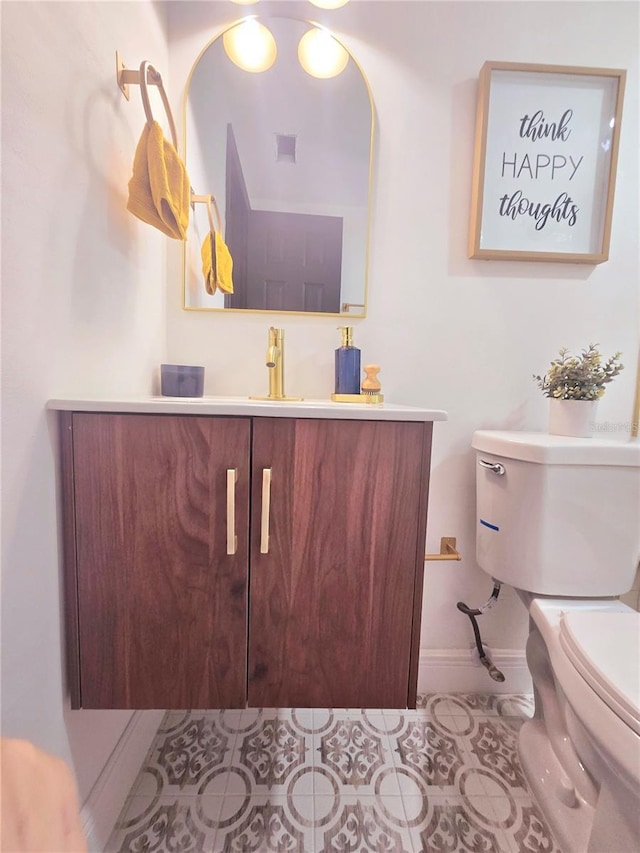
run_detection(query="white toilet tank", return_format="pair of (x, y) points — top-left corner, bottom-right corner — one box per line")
(472, 431), (640, 596)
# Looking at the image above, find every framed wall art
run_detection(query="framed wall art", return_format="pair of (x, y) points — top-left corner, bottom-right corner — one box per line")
(468, 61), (626, 264)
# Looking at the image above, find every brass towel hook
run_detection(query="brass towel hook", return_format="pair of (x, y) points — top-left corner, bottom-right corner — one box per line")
(425, 537), (462, 562)
(116, 52), (178, 148)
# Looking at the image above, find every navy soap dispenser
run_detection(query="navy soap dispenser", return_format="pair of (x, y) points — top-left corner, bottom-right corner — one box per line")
(335, 326), (361, 395)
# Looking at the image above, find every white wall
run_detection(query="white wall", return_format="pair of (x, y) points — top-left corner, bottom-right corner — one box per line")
(166, 1), (639, 658)
(1, 0), (169, 813)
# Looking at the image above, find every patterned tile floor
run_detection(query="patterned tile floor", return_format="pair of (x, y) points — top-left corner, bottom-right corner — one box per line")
(107, 693), (562, 852)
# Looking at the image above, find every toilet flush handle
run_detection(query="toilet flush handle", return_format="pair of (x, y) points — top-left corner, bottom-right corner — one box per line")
(478, 459), (505, 475)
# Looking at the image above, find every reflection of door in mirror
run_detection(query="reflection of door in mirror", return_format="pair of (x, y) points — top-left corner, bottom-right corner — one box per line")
(183, 16), (373, 316)
(226, 125), (342, 312)
(246, 210), (342, 312)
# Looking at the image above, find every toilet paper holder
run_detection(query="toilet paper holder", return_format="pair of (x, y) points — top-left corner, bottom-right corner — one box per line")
(425, 537), (462, 562)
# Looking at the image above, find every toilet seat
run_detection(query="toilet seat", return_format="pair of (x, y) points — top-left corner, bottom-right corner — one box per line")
(559, 611), (640, 736)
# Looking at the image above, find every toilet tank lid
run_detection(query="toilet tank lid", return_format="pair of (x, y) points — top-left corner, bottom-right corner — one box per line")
(472, 431), (640, 466)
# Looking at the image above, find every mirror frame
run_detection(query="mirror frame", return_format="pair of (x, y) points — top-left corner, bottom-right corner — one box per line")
(181, 14), (375, 319)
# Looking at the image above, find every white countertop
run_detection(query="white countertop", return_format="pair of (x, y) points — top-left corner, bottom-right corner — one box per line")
(47, 396), (447, 423)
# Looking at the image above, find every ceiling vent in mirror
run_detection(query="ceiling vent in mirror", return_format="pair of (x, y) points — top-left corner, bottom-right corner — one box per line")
(275, 133), (297, 163)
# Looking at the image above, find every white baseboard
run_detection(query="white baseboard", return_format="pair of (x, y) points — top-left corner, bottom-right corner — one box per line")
(80, 710), (164, 852)
(418, 647), (532, 694)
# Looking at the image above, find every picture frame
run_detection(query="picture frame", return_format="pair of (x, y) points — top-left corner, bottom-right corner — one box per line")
(468, 61), (626, 264)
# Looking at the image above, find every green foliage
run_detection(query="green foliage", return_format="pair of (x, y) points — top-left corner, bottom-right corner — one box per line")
(533, 344), (624, 401)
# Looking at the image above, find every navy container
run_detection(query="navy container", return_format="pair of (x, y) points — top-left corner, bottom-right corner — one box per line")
(334, 327), (361, 395)
(161, 364), (205, 397)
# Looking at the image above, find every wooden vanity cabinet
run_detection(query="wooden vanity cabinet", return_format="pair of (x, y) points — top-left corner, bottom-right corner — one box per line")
(248, 417), (430, 709)
(61, 411), (433, 711)
(62, 413), (251, 710)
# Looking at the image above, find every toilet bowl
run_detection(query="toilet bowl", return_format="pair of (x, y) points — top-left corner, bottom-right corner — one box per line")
(472, 431), (640, 853)
(519, 595), (640, 853)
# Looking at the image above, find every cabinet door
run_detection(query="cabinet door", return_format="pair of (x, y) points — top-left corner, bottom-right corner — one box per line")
(248, 417), (431, 708)
(70, 414), (250, 709)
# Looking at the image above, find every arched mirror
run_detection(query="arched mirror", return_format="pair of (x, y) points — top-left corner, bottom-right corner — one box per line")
(183, 16), (374, 316)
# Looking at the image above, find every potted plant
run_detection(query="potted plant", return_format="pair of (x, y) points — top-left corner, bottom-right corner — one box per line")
(533, 344), (624, 437)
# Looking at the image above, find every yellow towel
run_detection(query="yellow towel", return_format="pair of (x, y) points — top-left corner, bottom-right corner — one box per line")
(127, 121), (190, 240)
(201, 230), (234, 296)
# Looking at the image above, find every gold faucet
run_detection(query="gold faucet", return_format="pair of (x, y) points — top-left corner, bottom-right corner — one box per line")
(250, 327), (303, 401)
(266, 327), (285, 399)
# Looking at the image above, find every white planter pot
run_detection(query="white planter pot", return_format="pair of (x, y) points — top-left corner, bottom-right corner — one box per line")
(548, 399), (597, 438)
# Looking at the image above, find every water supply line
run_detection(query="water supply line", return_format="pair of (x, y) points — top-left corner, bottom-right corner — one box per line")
(457, 582), (506, 682)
